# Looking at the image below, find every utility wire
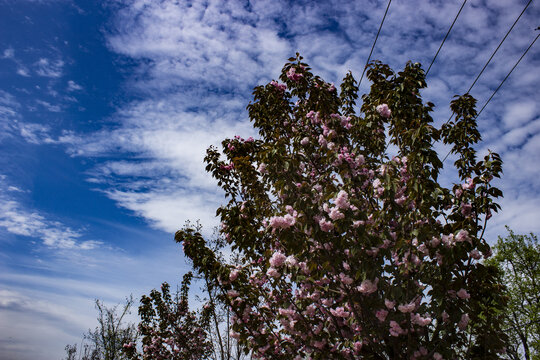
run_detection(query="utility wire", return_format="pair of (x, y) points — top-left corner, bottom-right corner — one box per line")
(425, 0), (468, 77)
(476, 31), (539, 118)
(441, 29), (539, 163)
(436, 0), (534, 160)
(466, 0), (534, 94)
(358, 0), (392, 88)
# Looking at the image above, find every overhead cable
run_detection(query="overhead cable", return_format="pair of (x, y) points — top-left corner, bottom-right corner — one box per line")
(466, 0), (534, 94)
(358, 0), (393, 88)
(425, 0), (468, 77)
(441, 31), (539, 163)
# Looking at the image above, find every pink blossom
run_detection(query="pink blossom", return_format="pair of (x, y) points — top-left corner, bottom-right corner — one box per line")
(458, 313), (470, 330)
(389, 320), (405, 337)
(376, 103), (392, 118)
(285, 255), (298, 267)
(411, 313), (432, 326)
(266, 267), (280, 278)
(286, 67), (303, 81)
(318, 134), (327, 147)
(335, 190), (350, 209)
(329, 207), (344, 220)
(229, 329), (240, 339)
(269, 214), (295, 230)
(227, 290), (239, 298)
(330, 306), (350, 318)
(395, 195), (407, 205)
(461, 203), (472, 216)
(300, 137), (309, 146)
(433, 353), (443, 360)
(398, 301), (416, 313)
(353, 341), (363, 353)
(441, 234), (455, 247)
(470, 249), (482, 260)
(441, 311), (449, 322)
(385, 299), (396, 309)
(455, 229), (470, 243)
(270, 80), (287, 91)
(376, 309), (388, 321)
(457, 288), (470, 300)
(270, 251), (287, 267)
(339, 272), (353, 285)
(358, 278), (378, 294)
(319, 218), (334, 232)
(462, 177), (475, 190)
(229, 270), (239, 281)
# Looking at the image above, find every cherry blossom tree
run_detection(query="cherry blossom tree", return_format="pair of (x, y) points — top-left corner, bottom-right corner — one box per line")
(176, 54), (507, 359)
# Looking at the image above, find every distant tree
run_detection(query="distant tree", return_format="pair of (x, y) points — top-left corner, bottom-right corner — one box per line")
(64, 297), (136, 360)
(63, 344), (77, 360)
(86, 297), (137, 360)
(123, 223), (250, 360)
(197, 227), (252, 360)
(488, 228), (540, 360)
(123, 273), (212, 360)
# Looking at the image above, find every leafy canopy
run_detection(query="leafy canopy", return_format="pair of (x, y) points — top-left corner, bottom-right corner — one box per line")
(177, 54), (506, 359)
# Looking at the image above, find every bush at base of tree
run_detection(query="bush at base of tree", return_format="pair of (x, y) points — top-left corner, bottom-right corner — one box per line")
(175, 54), (508, 359)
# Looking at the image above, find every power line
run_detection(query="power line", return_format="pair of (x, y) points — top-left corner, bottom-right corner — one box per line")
(466, 0), (534, 94)
(476, 31), (539, 118)
(358, 0), (392, 88)
(425, 0), (468, 77)
(441, 30), (539, 163)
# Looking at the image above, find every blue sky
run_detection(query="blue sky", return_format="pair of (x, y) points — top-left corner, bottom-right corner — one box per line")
(0, 0), (539, 358)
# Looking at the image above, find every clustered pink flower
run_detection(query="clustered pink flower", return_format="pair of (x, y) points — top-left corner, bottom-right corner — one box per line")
(269, 214), (296, 230)
(457, 288), (470, 300)
(335, 190), (350, 209)
(376, 309), (388, 321)
(270, 80), (287, 91)
(286, 67), (303, 81)
(458, 313), (470, 330)
(455, 229), (470, 243)
(389, 320), (406, 337)
(462, 177), (475, 190)
(385, 299), (395, 309)
(376, 103), (392, 118)
(270, 251), (287, 267)
(330, 306), (350, 318)
(358, 278), (378, 294)
(398, 301), (416, 313)
(319, 218), (334, 232)
(229, 269), (239, 281)
(411, 313), (432, 326)
(266, 267), (280, 278)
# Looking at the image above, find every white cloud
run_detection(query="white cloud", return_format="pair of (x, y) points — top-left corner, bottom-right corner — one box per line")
(503, 101), (536, 128)
(2, 48), (14, 59)
(67, 80), (82, 91)
(34, 58), (64, 78)
(36, 99), (62, 112)
(47, 0), (538, 240)
(0, 90), (21, 140)
(16, 67), (31, 77)
(0, 179), (100, 250)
